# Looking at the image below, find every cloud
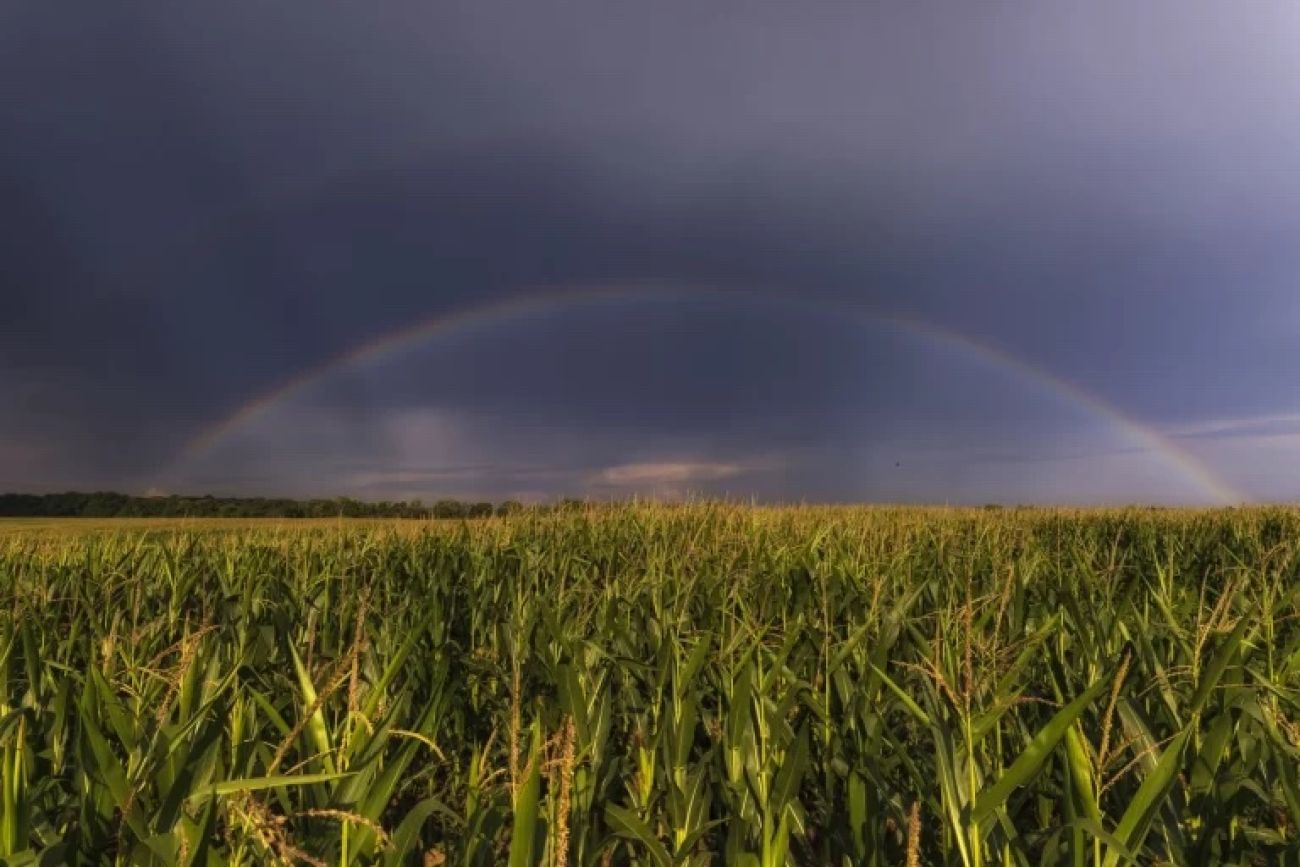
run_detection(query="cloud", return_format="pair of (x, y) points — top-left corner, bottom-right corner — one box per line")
(8, 2), (1300, 500)
(1167, 413), (1300, 441)
(594, 462), (746, 487)
(345, 464), (576, 491)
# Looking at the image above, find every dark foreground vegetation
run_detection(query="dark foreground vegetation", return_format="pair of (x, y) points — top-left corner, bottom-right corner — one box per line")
(2, 505), (1299, 865)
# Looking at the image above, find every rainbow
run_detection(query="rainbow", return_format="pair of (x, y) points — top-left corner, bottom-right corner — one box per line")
(170, 284), (1244, 503)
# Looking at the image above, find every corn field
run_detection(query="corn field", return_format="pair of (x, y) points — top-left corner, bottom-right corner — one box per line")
(3, 504), (1300, 865)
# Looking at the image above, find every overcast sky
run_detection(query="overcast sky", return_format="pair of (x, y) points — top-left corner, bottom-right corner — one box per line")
(3, 2), (1299, 503)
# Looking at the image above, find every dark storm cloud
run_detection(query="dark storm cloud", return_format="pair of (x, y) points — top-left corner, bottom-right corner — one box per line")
(3, 1), (1299, 498)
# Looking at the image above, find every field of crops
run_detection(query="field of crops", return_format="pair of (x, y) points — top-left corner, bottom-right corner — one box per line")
(3, 505), (1300, 865)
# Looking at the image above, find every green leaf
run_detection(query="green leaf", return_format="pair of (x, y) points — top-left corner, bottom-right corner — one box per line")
(186, 771), (353, 800)
(972, 677), (1107, 828)
(1189, 616), (1252, 717)
(287, 642), (336, 775)
(382, 796), (448, 867)
(868, 664), (931, 726)
(605, 804), (672, 867)
(770, 720), (810, 814)
(507, 724), (542, 867)
(1102, 728), (1192, 867)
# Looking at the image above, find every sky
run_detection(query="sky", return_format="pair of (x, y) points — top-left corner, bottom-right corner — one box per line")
(3, 1), (1300, 504)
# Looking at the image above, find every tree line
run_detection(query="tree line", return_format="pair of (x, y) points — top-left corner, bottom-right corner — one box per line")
(0, 491), (545, 519)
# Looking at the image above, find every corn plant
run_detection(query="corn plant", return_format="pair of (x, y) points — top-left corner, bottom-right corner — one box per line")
(1, 504), (1299, 864)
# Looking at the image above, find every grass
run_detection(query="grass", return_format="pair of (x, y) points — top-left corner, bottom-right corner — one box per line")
(2, 503), (1299, 864)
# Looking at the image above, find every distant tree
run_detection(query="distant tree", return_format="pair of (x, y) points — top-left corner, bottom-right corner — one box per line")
(432, 499), (469, 519)
(0, 491), (511, 519)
